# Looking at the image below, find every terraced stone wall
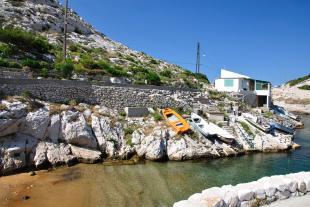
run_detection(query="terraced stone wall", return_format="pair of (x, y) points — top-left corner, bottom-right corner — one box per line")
(0, 78), (200, 109)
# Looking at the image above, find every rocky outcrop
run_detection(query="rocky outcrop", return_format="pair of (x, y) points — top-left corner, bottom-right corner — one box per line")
(0, 99), (296, 175)
(174, 172), (310, 207)
(0, 133), (38, 173)
(21, 108), (50, 139)
(133, 127), (168, 161)
(91, 114), (124, 157)
(33, 141), (76, 167)
(60, 111), (97, 149)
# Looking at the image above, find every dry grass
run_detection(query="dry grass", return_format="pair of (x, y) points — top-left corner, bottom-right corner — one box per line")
(0, 104), (7, 111)
(285, 98), (310, 105)
(49, 103), (62, 115)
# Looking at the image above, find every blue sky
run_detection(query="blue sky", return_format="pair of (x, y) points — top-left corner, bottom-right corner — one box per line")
(60, 0), (310, 85)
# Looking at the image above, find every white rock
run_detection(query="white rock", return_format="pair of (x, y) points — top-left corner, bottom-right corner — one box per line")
(238, 189), (254, 201)
(61, 111), (97, 149)
(1, 101), (27, 118)
(264, 183), (277, 197)
(135, 128), (167, 160)
(46, 142), (76, 166)
(48, 114), (60, 143)
(0, 119), (22, 137)
(275, 190), (291, 200)
(21, 108), (50, 139)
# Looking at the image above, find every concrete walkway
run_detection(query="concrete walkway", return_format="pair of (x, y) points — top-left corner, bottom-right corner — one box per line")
(265, 195), (310, 207)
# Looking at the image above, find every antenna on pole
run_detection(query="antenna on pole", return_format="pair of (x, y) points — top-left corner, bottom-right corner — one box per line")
(63, 0), (68, 61)
(195, 42), (200, 74)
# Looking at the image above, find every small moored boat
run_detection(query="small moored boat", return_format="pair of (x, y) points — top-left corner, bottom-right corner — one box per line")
(162, 108), (189, 134)
(270, 122), (295, 135)
(190, 113), (235, 143)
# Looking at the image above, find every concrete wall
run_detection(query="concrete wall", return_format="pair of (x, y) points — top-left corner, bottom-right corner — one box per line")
(0, 79), (200, 109)
(215, 78), (241, 92)
(174, 171), (310, 207)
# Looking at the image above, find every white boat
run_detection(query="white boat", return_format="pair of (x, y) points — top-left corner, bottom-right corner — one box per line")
(190, 113), (235, 143)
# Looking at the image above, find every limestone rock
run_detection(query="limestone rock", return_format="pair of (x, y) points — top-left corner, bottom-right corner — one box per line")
(21, 108), (50, 139)
(1, 101), (27, 119)
(135, 127), (168, 161)
(46, 142), (76, 166)
(70, 145), (101, 164)
(0, 134), (38, 174)
(61, 111), (97, 149)
(91, 114), (124, 157)
(48, 114), (60, 143)
(0, 119), (22, 137)
(237, 189), (254, 201)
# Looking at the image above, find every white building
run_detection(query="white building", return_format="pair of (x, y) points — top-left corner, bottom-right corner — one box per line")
(215, 69), (272, 108)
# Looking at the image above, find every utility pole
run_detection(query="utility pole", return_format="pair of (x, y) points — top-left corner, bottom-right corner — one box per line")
(195, 42), (200, 74)
(63, 0), (68, 61)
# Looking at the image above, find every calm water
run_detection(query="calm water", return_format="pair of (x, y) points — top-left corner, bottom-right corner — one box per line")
(1, 116), (310, 207)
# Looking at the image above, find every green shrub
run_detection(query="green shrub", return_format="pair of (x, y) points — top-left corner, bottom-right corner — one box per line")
(124, 127), (135, 136)
(149, 59), (158, 65)
(56, 60), (74, 79)
(68, 44), (80, 52)
(69, 99), (78, 106)
(0, 43), (14, 58)
(119, 111), (127, 117)
(40, 68), (49, 77)
(160, 69), (172, 78)
(0, 27), (52, 54)
(240, 121), (254, 137)
(146, 71), (161, 85)
(22, 90), (32, 100)
(194, 73), (210, 83)
(152, 112), (162, 121)
(80, 54), (98, 69)
(0, 58), (9, 67)
(298, 85), (310, 90)
(22, 59), (42, 69)
(105, 65), (128, 77)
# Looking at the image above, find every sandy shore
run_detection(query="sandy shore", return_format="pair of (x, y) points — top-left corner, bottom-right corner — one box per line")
(0, 166), (88, 207)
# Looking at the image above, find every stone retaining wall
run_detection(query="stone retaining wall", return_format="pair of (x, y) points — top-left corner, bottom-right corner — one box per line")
(174, 171), (310, 207)
(0, 78), (200, 109)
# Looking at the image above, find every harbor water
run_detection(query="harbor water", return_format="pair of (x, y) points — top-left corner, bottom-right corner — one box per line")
(0, 116), (309, 207)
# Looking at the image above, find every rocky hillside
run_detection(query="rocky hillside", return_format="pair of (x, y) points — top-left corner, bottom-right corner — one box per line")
(273, 74), (310, 114)
(0, 0), (209, 88)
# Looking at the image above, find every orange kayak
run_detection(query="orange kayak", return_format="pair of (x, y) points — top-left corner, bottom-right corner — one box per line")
(162, 108), (189, 134)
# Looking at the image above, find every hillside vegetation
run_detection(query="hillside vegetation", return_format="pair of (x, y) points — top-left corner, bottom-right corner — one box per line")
(286, 74), (310, 87)
(0, 0), (209, 89)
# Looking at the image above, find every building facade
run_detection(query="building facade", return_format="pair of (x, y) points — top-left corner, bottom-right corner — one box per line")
(215, 69), (272, 108)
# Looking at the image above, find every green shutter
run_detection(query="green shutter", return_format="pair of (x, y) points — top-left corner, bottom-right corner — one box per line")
(224, 79), (234, 87)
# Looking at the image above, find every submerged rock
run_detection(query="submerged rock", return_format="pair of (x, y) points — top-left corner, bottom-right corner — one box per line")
(61, 111), (97, 149)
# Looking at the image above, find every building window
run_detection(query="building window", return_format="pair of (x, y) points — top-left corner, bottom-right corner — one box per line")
(224, 79), (234, 87)
(256, 81), (269, 90)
